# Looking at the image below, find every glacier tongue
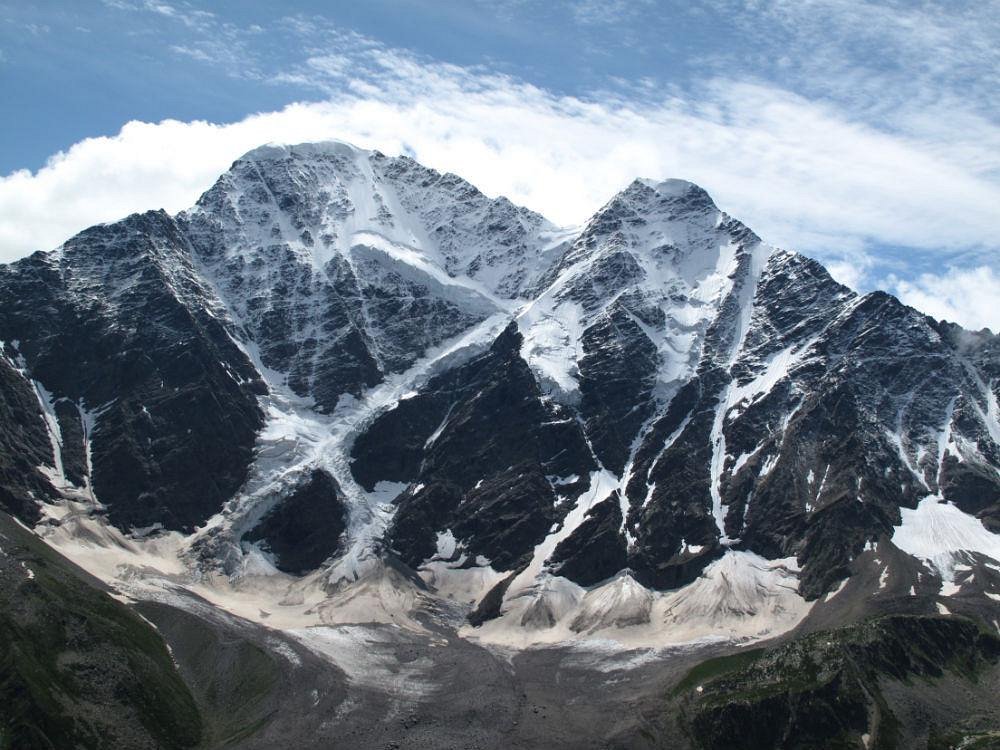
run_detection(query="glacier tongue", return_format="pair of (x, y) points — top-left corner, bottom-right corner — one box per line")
(192, 311), (517, 586)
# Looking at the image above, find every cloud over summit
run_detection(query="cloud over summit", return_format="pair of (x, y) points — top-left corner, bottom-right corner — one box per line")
(1, 1), (997, 331)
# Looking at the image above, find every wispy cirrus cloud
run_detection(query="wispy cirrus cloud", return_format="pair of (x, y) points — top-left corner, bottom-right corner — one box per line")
(569, 0), (655, 26)
(101, 0), (216, 31)
(707, 0), (1000, 109)
(99, 0), (254, 73)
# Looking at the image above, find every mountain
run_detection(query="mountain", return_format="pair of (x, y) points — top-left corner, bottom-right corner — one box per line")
(1, 140), (998, 749)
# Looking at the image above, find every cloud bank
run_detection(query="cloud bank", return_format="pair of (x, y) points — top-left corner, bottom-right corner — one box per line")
(890, 267), (1000, 333)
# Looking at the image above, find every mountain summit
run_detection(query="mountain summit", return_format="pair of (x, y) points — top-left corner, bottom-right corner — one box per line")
(1, 139), (998, 651)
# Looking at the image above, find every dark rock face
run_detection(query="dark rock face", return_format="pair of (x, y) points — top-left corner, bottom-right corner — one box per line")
(0, 211), (265, 533)
(625, 372), (728, 589)
(448, 468), (563, 571)
(0, 351), (57, 524)
(390, 469), (584, 581)
(359, 324), (596, 571)
(578, 303), (658, 475)
(548, 493), (628, 586)
(241, 469), (347, 575)
(938, 325), (1000, 531)
(350, 392), (448, 492)
(467, 573), (517, 627)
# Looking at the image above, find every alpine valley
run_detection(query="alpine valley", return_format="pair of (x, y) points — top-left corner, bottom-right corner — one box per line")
(2, 141), (999, 749)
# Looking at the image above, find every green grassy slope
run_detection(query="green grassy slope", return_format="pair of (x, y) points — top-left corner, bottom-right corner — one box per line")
(669, 615), (1000, 750)
(0, 512), (202, 750)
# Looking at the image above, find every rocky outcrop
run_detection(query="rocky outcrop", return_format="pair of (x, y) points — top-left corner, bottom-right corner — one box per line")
(0, 212), (265, 532)
(548, 493), (628, 586)
(241, 469), (347, 575)
(361, 323), (596, 571)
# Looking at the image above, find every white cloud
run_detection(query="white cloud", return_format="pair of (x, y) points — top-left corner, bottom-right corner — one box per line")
(169, 44), (213, 62)
(712, 0), (1000, 120)
(2, 66), (997, 264)
(823, 251), (874, 294)
(889, 267), (1000, 332)
(104, 0), (216, 31)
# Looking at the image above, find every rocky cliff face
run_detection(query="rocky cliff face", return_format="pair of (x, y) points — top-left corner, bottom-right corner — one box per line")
(0, 211), (265, 533)
(178, 143), (563, 412)
(1, 140), (998, 653)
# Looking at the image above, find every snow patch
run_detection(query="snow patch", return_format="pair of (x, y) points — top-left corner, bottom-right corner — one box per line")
(892, 495), (1000, 583)
(517, 298), (584, 396)
(877, 566), (889, 590)
(823, 577), (849, 602)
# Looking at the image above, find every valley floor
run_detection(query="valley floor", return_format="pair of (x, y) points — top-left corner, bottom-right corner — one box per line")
(137, 587), (720, 750)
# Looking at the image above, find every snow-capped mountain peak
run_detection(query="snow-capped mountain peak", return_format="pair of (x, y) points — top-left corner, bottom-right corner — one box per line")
(189, 140), (563, 297)
(176, 140), (572, 410)
(1, 140), (998, 659)
(238, 139), (370, 162)
(635, 176), (717, 206)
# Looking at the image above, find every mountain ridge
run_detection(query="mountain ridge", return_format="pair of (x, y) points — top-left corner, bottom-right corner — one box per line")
(0, 139), (997, 658)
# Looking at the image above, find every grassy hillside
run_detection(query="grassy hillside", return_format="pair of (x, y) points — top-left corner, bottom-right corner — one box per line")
(0, 512), (201, 750)
(670, 614), (1000, 750)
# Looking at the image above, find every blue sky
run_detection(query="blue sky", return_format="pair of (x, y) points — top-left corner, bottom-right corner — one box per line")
(1, 1), (793, 173)
(1, 0), (998, 328)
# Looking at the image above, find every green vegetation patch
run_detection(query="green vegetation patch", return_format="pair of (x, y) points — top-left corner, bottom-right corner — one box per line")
(671, 615), (1000, 750)
(0, 512), (202, 750)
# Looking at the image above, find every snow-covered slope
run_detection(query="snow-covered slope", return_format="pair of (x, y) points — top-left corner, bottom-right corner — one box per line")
(518, 178), (769, 473)
(180, 141), (566, 411)
(1, 139), (998, 652)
